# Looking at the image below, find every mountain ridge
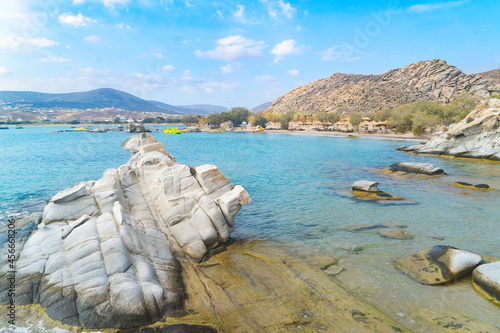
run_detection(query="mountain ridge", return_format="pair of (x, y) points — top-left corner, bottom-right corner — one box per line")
(0, 88), (227, 115)
(266, 59), (500, 116)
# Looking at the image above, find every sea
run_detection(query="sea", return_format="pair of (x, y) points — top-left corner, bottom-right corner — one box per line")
(1, 125), (499, 332)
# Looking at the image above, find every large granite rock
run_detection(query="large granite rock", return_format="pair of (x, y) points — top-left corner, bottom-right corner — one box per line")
(396, 245), (483, 285)
(388, 162), (446, 175)
(266, 59), (499, 116)
(404, 98), (500, 160)
(0, 133), (249, 329)
(126, 123), (151, 133)
(472, 261), (500, 306)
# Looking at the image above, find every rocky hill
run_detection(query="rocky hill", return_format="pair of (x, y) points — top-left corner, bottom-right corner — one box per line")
(266, 59), (500, 116)
(478, 68), (500, 85)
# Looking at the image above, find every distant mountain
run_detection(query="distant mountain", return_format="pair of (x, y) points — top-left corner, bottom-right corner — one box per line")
(267, 59), (500, 116)
(478, 68), (500, 85)
(175, 104), (228, 115)
(251, 102), (272, 112)
(0, 88), (170, 113)
(0, 88), (226, 115)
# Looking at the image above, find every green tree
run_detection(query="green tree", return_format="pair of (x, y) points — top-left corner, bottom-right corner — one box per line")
(279, 111), (294, 130)
(326, 112), (340, 124)
(181, 114), (198, 125)
(113, 117), (121, 124)
(253, 113), (267, 128)
(349, 113), (362, 132)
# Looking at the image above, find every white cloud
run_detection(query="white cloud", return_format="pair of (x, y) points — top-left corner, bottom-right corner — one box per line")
(103, 0), (130, 9)
(271, 39), (305, 63)
(83, 35), (102, 44)
(117, 22), (131, 29)
(234, 5), (245, 19)
(0, 66), (11, 76)
(162, 65), (175, 72)
(286, 69), (299, 76)
(320, 44), (362, 62)
(220, 64), (234, 74)
(255, 74), (279, 84)
(266, 0), (297, 21)
(58, 13), (96, 27)
(408, 1), (466, 12)
(194, 35), (265, 61)
(39, 56), (70, 62)
(0, 36), (58, 53)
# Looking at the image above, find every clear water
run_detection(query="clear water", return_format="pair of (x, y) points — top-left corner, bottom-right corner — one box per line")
(1, 126), (500, 331)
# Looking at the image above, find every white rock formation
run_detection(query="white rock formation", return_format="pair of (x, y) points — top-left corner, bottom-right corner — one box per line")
(388, 162), (445, 175)
(0, 133), (249, 329)
(472, 261), (500, 306)
(352, 180), (380, 192)
(405, 98), (500, 160)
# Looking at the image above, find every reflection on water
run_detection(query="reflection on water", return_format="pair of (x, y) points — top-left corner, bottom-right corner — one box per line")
(1, 126), (499, 331)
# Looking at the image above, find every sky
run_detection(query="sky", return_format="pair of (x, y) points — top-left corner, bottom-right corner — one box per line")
(0, 0), (499, 109)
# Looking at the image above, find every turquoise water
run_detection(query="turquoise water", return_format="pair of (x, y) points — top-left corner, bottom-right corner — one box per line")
(1, 126), (500, 331)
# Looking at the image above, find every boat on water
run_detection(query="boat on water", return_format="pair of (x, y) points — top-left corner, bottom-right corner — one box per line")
(252, 125), (265, 133)
(73, 128), (89, 131)
(15, 126), (23, 129)
(0, 126), (8, 130)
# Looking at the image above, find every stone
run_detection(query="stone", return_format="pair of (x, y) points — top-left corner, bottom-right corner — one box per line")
(345, 224), (384, 232)
(388, 162), (446, 175)
(0, 133), (249, 329)
(352, 180), (380, 192)
(378, 228), (413, 240)
(472, 261), (500, 306)
(395, 245), (483, 285)
(352, 189), (404, 201)
(126, 123), (151, 133)
(324, 265), (344, 276)
(452, 182), (491, 190)
(406, 98), (500, 160)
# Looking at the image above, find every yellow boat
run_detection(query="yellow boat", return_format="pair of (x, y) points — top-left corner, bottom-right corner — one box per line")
(252, 125), (265, 133)
(74, 128), (89, 131)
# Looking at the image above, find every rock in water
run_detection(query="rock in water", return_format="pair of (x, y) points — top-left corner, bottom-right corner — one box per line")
(0, 133), (249, 329)
(472, 261), (500, 306)
(352, 180), (380, 192)
(388, 162), (446, 175)
(126, 123), (151, 133)
(395, 245), (482, 285)
(405, 98), (500, 160)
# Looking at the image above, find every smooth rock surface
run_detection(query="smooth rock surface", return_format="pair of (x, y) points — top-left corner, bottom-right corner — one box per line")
(395, 245), (483, 285)
(0, 133), (249, 329)
(472, 261), (500, 306)
(405, 98), (500, 160)
(388, 162), (446, 175)
(352, 180), (380, 192)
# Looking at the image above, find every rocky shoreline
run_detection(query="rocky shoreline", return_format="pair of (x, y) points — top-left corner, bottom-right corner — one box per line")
(399, 98), (500, 160)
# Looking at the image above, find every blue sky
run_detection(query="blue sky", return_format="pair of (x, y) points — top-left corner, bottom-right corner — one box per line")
(0, 0), (499, 109)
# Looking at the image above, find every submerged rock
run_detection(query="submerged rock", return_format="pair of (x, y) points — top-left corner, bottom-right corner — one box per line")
(472, 261), (500, 307)
(378, 228), (413, 240)
(388, 162), (446, 176)
(395, 245), (483, 285)
(351, 180), (404, 201)
(452, 182), (491, 190)
(404, 98), (500, 160)
(0, 133), (249, 329)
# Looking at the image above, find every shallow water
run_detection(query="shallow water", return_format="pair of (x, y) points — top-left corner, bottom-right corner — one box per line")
(1, 126), (499, 331)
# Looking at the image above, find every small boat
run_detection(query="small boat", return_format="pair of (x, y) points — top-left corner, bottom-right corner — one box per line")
(73, 128), (89, 131)
(252, 125), (265, 133)
(0, 126), (8, 130)
(15, 126), (23, 129)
